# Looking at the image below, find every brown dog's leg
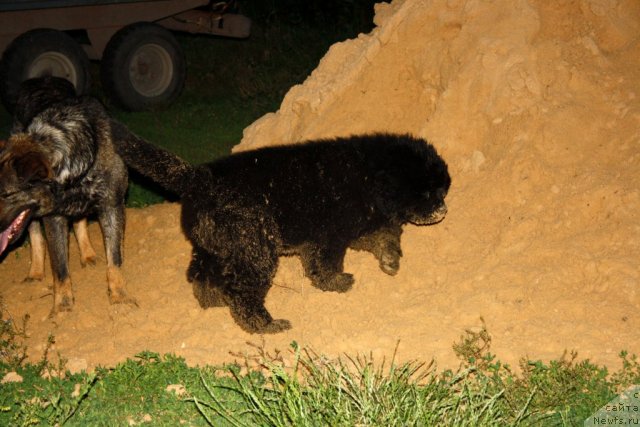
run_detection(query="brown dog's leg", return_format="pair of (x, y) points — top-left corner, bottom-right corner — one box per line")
(99, 205), (137, 306)
(51, 277), (74, 316)
(43, 215), (74, 315)
(106, 265), (135, 305)
(26, 221), (46, 281)
(73, 219), (97, 266)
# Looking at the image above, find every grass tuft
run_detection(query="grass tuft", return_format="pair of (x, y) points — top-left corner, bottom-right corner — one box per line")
(1, 302), (639, 426)
(0, 297), (29, 369)
(192, 340), (550, 426)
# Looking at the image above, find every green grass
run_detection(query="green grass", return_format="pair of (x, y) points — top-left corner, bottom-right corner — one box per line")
(1, 308), (639, 426)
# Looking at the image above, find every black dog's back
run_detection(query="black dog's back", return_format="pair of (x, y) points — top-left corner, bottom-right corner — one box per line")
(201, 134), (450, 242)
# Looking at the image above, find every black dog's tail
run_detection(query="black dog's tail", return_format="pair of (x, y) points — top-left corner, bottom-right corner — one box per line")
(110, 120), (195, 195)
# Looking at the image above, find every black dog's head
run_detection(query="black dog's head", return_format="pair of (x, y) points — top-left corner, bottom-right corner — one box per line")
(0, 136), (54, 256)
(376, 137), (451, 226)
(406, 148), (451, 226)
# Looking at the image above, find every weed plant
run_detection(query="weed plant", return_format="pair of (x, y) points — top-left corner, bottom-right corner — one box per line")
(189, 329), (640, 426)
(1, 298), (639, 425)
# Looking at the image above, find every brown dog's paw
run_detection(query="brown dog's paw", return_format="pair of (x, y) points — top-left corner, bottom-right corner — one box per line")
(107, 266), (138, 307)
(49, 287), (74, 318)
(80, 254), (97, 267)
(23, 274), (45, 283)
(108, 288), (139, 307)
(26, 261), (46, 282)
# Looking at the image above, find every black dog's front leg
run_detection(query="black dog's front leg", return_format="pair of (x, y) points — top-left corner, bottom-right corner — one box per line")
(42, 215), (74, 315)
(350, 224), (403, 276)
(187, 244), (291, 334)
(299, 243), (354, 292)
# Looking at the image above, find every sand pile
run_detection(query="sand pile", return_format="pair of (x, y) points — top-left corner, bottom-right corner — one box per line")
(1, 0), (639, 371)
(238, 0), (640, 365)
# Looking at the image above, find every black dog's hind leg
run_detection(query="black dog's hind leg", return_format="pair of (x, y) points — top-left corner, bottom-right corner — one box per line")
(185, 202), (291, 334)
(351, 224), (403, 276)
(190, 251), (291, 334)
(43, 215), (74, 315)
(188, 247), (226, 307)
(227, 279), (292, 334)
(300, 242), (354, 292)
(98, 203), (137, 306)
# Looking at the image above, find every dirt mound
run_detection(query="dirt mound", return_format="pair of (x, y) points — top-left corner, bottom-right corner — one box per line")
(1, 0), (639, 371)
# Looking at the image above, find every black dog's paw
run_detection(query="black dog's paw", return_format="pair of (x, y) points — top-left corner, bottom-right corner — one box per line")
(231, 309), (292, 334)
(247, 318), (291, 334)
(379, 246), (401, 276)
(261, 319), (292, 334)
(318, 273), (354, 293)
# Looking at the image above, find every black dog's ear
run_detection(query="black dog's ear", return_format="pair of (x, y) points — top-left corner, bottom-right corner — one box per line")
(14, 151), (52, 182)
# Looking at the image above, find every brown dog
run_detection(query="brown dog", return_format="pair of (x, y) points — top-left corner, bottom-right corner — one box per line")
(0, 89), (136, 315)
(9, 77), (97, 282)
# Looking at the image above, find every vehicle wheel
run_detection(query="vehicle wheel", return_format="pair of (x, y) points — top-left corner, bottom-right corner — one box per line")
(0, 29), (91, 113)
(101, 22), (186, 111)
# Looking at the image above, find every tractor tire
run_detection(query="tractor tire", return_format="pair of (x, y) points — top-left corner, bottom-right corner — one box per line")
(101, 22), (186, 111)
(0, 29), (91, 113)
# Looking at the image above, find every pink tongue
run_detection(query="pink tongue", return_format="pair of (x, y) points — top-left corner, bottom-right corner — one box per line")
(0, 228), (9, 256)
(0, 210), (29, 257)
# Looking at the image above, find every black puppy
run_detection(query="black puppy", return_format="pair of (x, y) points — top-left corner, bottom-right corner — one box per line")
(113, 131), (451, 333)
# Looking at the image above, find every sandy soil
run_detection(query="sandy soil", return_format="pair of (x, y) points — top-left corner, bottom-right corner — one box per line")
(1, 0), (639, 373)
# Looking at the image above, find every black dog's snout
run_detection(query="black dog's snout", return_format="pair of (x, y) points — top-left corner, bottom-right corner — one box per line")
(437, 187), (447, 201)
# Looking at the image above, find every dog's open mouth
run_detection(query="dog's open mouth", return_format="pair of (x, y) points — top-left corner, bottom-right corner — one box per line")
(0, 209), (30, 256)
(410, 203), (448, 226)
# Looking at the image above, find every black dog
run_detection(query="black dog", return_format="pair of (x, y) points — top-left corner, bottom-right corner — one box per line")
(0, 88), (136, 315)
(113, 130), (450, 334)
(9, 76), (97, 281)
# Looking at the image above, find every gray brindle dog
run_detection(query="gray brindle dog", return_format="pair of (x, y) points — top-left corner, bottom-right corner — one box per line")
(0, 78), (136, 315)
(9, 76), (97, 282)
